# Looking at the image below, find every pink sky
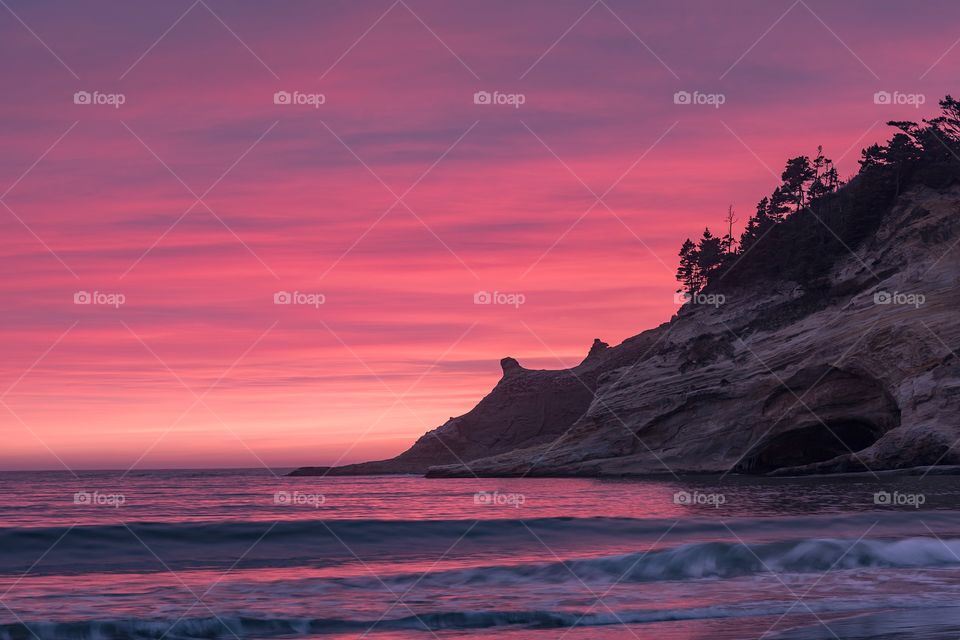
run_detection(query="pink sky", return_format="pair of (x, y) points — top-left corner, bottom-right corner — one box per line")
(0, 0), (956, 470)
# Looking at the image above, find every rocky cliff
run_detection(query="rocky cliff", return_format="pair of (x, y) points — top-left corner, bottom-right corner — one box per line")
(291, 185), (960, 478)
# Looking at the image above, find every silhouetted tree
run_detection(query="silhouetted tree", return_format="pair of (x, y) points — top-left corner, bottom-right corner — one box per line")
(859, 143), (886, 171)
(675, 96), (960, 296)
(885, 133), (922, 196)
(768, 187), (792, 222)
(926, 95), (960, 140)
(781, 156), (815, 212)
(676, 238), (701, 294)
(721, 205), (738, 255)
(697, 228), (723, 279)
(808, 146), (839, 202)
(739, 197), (771, 253)
(824, 162), (841, 192)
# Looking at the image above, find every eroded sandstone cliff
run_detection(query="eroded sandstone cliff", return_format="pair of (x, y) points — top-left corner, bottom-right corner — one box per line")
(292, 185), (960, 478)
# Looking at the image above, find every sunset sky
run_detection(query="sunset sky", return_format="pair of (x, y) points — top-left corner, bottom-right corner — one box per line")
(1, 0), (956, 470)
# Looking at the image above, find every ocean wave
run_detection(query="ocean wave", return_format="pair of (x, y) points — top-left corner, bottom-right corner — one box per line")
(370, 535), (960, 588)
(2, 513), (959, 576)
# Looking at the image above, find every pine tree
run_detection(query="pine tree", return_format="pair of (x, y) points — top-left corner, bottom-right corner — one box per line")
(885, 133), (921, 196)
(808, 146), (837, 202)
(697, 228), (723, 281)
(780, 156), (815, 212)
(739, 197), (771, 252)
(925, 95), (960, 140)
(676, 238), (700, 294)
(768, 187), (792, 222)
(859, 143), (886, 170)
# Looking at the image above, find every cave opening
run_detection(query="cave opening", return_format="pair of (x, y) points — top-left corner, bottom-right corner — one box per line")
(736, 419), (883, 474)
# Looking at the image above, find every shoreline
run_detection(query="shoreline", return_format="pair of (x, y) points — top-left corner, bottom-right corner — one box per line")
(286, 464), (960, 479)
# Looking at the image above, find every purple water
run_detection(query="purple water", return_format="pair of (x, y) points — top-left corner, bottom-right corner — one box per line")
(2, 469), (960, 639)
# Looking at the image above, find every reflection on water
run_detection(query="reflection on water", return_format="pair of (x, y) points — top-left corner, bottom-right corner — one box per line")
(3, 468), (959, 526)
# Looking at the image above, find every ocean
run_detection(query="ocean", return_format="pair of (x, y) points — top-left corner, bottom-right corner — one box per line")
(1, 469), (960, 639)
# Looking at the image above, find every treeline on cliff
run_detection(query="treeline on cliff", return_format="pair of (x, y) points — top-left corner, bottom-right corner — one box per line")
(677, 95), (960, 296)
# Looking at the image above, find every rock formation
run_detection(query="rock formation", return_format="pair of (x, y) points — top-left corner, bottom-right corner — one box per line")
(291, 185), (960, 478)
